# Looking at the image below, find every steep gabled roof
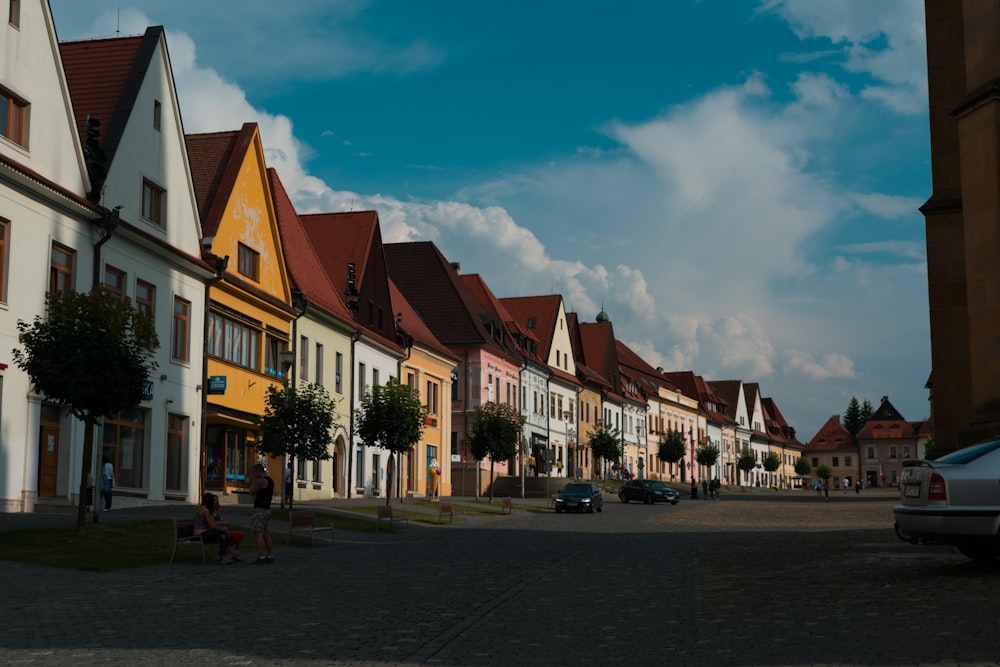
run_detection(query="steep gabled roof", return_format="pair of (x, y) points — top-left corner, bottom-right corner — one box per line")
(762, 397), (801, 447)
(664, 371), (732, 426)
(567, 312), (611, 390)
(389, 280), (458, 363)
(708, 380), (743, 422)
(804, 415), (856, 452)
(299, 211), (377, 296)
(268, 168), (354, 323)
(185, 126), (252, 237)
(577, 321), (618, 384)
(501, 295), (562, 362)
(857, 396), (921, 440)
(60, 29), (154, 176)
(300, 211), (400, 353)
(384, 242), (514, 358)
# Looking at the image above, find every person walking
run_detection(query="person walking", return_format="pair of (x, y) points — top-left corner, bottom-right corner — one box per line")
(100, 456), (114, 510)
(249, 463), (275, 564)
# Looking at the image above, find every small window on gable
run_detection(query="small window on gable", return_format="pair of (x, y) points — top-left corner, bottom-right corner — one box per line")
(8, 0), (19, 28)
(141, 178), (165, 226)
(1, 86), (29, 147)
(237, 243), (259, 281)
(153, 100), (161, 131)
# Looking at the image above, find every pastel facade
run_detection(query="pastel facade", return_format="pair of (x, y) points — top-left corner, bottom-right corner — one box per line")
(270, 168), (357, 500)
(188, 123), (294, 496)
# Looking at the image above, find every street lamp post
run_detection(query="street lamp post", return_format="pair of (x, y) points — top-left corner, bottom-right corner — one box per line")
(279, 348), (295, 510)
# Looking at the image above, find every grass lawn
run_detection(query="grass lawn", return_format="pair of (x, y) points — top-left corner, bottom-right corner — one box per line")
(0, 512), (377, 572)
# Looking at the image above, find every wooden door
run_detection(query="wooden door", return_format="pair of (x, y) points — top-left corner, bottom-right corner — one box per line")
(38, 424), (60, 498)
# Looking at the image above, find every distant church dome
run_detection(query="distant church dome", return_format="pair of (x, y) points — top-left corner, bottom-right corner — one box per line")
(596, 308), (610, 323)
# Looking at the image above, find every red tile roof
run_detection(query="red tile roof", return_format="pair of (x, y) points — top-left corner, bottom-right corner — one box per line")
(384, 242), (516, 360)
(60, 30), (149, 158)
(268, 168), (354, 323)
(500, 295), (562, 362)
(804, 415), (856, 451)
(389, 279), (457, 363)
(185, 126), (255, 236)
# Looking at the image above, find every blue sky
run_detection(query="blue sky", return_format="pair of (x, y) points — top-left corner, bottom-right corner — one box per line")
(49, 0), (931, 440)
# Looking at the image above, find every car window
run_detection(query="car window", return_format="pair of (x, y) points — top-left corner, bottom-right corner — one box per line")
(934, 439), (1000, 464)
(648, 481), (666, 489)
(564, 484), (588, 493)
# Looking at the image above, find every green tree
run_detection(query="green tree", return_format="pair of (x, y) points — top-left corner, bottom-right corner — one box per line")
(860, 399), (874, 424)
(589, 422), (623, 478)
(794, 456), (812, 476)
(657, 430), (688, 478)
(695, 442), (720, 481)
(843, 396), (863, 437)
(736, 448), (756, 486)
(256, 382), (338, 510)
(762, 451), (781, 487)
(467, 401), (525, 502)
(354, 378), (426, 504)
(815, 464), (833, 482)
(13, 289), (158, 536)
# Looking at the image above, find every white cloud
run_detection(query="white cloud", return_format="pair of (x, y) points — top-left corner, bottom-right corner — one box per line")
(48, 2), (931, 438)
(848, 192), (923, 219)
(784, 349), (856, 380)
(761, 0), (927, 114)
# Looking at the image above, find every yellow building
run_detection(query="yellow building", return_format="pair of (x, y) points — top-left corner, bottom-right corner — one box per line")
(187, 123), (294, 495)
(391, 281), (458, 497)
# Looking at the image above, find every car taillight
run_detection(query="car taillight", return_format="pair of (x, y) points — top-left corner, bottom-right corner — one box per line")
(928, 473), (947, 501)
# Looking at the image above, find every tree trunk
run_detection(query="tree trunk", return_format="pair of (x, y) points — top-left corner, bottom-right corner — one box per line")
(489, 458), (495, 502)
(288, 455), (294, 512)
(75, 417), (96, 538)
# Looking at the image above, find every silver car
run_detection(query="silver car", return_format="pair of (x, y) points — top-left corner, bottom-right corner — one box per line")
(894, 438), (1000, 560)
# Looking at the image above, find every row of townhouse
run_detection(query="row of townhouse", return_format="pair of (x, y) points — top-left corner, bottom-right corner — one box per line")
(0, 3), (461, 511)
(1, 3), (808, 514)
(804, 396), (931, 490)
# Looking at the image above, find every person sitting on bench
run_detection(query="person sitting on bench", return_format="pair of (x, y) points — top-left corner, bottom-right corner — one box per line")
(194, 492), (235, 564)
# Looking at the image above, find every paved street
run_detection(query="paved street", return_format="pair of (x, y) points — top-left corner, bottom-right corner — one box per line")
(2, 491), (1000, 666)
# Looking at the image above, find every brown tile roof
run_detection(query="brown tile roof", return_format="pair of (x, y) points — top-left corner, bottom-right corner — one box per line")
(857, 396), (921, 440)
(707, 380), (743, 422)
(299, 210), (401, 353)
(500, 295), (562, 361)
(268, 168), (354, 323)
(804, 416), (857, 452)
(389, 279), (458, 363)
(577, 321), (617, 383)
(384, 242), (515, 358)
(60, 30), (152, 160)
(185, 126), (255, 236)
(664, 371), (733, 426)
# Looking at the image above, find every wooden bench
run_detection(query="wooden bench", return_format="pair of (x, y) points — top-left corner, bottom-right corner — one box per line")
(376, 504), (408, 531)
(438, 502), (455, 524)
(171, 518), (208, 564)
(287, 510), (334, 546)
(501, 496), (514, 514)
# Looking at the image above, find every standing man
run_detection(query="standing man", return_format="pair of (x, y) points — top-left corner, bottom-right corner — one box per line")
(283, 462), (293, 507)
(249, 463), (275, 564)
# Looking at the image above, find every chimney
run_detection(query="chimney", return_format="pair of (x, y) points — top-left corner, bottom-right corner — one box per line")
(450, 261), (461, 274)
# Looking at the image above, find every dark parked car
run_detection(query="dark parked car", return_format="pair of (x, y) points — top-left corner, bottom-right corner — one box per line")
(554, 482), (604, 513)
(894, 438), (1000, 560)
(619, 479), (680, 505)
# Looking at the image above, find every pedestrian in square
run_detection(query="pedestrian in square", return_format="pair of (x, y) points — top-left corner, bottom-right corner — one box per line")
(249, 463), (275, 564)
